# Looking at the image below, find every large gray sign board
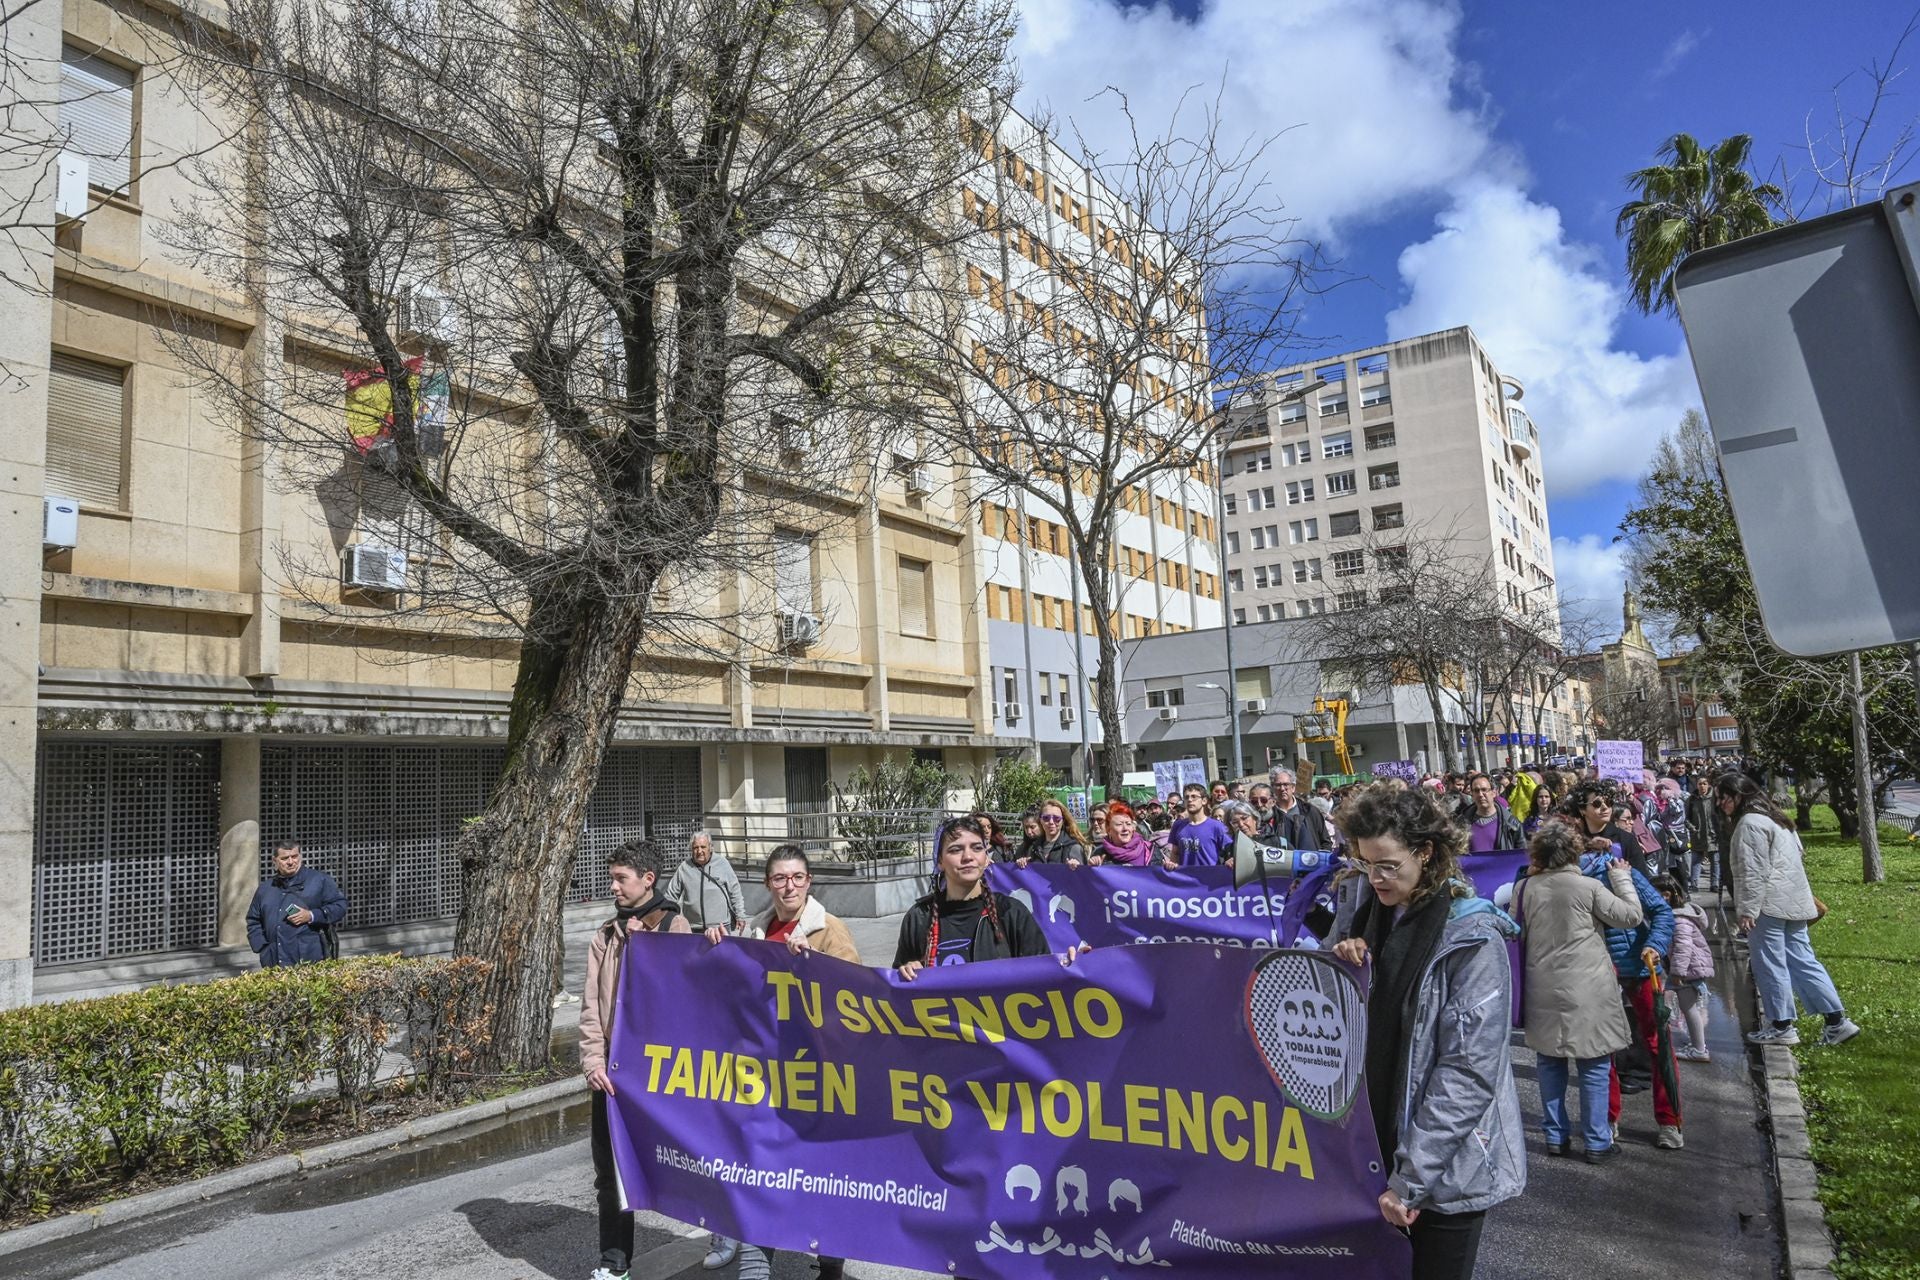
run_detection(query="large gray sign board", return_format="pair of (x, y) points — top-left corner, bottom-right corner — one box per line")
(1674, 184), (1920, 656)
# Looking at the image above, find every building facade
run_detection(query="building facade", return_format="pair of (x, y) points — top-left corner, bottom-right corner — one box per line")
(959, 103), (1224, 780)
(1659, 655), (1745, 758)
(0, 1), (1044, 1003)
(1120, 621), (1469, 781)
(1218, 327), (1557, 627)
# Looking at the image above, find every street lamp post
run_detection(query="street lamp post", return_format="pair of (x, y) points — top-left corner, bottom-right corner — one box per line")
(1197, 681), (1233, 779)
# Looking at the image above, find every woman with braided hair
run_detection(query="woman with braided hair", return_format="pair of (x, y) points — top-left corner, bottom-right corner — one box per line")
(893, 814), (1053, 976)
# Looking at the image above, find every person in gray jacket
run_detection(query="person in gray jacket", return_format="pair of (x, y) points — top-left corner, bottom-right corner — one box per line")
(1332, 784), (1525, 1280)
(666, 832), (747, 935)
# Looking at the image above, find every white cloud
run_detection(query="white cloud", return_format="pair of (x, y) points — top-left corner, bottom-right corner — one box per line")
(1013, 0), (1703, 500)
(1012, 0), (1503, 242)
(1385, 182), (1701, 495)
(1652, 29), (1703, 81)
(1550, 533), (1628, 640)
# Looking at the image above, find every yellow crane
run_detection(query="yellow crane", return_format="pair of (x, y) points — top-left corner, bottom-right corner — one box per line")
(1296, 697), (1354, 776)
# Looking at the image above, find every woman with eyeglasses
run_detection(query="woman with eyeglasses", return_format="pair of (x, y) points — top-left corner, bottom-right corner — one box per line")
(1330, 784), (1524, 1280)
(702, 845), (860, 1280)
(1013, 798), (1089, 868)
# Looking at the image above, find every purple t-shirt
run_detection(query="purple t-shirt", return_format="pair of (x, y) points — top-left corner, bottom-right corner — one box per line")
(1468, 812), (1501, 854)
(1169, 817), (1232, 867)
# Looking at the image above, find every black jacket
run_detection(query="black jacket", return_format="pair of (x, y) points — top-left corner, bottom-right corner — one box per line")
(892, 891), (1048, 968)
(245, 866), (349, 967)
(1260, 802), (1331, 851)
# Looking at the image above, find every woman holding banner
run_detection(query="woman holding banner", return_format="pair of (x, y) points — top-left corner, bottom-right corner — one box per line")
(896, 815), (1054, 973)
(1331, 785), (1525, 1280)
(1091, 801), (1162, 866)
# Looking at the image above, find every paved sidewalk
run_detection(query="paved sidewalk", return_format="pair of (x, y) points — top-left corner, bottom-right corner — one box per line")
(10, 908), (1781, 1280)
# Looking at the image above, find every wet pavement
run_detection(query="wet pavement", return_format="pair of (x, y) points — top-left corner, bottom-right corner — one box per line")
(11, 901), (1782, 1280)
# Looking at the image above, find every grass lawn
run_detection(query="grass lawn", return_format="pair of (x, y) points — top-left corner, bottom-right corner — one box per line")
(1791, 807), (1920, 1280)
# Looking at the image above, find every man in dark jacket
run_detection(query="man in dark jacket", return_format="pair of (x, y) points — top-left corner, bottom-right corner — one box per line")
(1260, 767), (1331, 850)
(245, 841), (349, 967)
(1463, 773), (1524, 852)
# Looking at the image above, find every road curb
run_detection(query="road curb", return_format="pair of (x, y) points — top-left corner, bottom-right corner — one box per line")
(1750, 1008), (1838, 1277)
(0, 1075), (587, 1263)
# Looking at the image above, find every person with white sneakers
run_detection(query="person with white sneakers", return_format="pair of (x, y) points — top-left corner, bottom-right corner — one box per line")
(1718, 773), (1861, 1048)
(701, 845), (861, 1280)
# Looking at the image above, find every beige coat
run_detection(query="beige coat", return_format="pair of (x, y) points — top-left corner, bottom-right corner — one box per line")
(1517, 862), (1644, 1060)
(746, 896), (862, 963)
(1730, 812), (1821, 923)
(580, 906), (690, 1077)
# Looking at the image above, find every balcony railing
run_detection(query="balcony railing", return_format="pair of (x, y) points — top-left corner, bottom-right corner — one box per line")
(1369, 473), (1401, 490)
(1366, 432), (1396, 450)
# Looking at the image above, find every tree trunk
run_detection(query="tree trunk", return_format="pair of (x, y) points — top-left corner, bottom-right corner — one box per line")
(1850, 651), (1885, 883)
(453, 588), (651, 1073)
(1082, 555), (1134, 784)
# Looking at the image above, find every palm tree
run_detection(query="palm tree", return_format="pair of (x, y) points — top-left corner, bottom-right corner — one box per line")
(1617, 133), (1783, 317)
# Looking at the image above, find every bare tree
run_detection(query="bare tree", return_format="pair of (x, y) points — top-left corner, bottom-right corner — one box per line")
(1588, 668), (1668, 765)
(1776, 7), (1920, 217)
(927, 85), (1317, 782)
(1290, 524), (1500, 774)
(166, 0), (1013, 1069)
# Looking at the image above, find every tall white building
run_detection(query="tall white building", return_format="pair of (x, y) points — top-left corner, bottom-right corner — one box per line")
(1221, 327), (1557, 625)
(955, 103), (1224, 780)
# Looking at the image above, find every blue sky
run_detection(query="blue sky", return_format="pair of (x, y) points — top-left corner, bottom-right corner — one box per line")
(1014, 0), (1920, 638)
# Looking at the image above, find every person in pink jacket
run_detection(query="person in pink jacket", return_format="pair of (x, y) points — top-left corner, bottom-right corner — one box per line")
(1655, 873), (1715, 1062)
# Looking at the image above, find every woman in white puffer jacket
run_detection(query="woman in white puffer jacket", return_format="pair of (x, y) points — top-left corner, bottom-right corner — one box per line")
(1716, 773), (1860, 1048)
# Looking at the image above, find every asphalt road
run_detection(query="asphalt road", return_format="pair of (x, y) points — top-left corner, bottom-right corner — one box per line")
(12, 904), (1782, 1280)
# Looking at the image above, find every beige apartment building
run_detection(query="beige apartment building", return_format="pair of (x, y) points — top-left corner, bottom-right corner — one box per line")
(0, 0), (1025, 1004)
(1218, 327), (1572, 759)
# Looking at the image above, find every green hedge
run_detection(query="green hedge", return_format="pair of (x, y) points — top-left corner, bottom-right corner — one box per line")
(0, 954), (492, 1219)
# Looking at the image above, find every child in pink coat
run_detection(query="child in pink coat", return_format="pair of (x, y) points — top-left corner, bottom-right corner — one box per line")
(1656, 874), (1716, 1061)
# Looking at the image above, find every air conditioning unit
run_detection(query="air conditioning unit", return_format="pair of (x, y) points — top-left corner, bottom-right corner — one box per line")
(1348, 741), (1367, 758)
(1002, 701), (1024, 725)
(43, 496), (79, 549)
(54, 152), (89, 221)
(1059, 706), (1076, 728)
(1157, 706), (1179, 723)
(342, 543), (408, 591)
(904, 464), (933, 496)
(396, 284), (457, 345)
(1243, 698), (1267, 714)
(778, 609), (822, 649)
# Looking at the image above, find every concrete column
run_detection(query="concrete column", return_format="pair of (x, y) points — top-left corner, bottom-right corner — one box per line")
(1394, 719), (1410, 761)
(0, 0), (63, 1008)
(217, 737), (263, 948)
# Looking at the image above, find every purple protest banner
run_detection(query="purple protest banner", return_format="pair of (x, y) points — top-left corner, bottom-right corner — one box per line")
(605, 936), (1409, 1279)
(986, 860), (1340, 952)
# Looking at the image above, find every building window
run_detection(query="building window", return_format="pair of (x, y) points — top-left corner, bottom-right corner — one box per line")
(1331, 549), (1365, 577)
(1223, 494), (1237, 516)
(1038, 671), (1053, 705)
(1368, 463), (1401, 491)
(1711, 726), (1740, 743)
(46, 352), (129, 509)
(1707, 702), (1729, 719)
(1322, 431), (1353, 459)
(1365, 424), (1396, 451)
(1255, 603), (1273, 622)
(1227, 569), (1243, 592)
(1232, 607), (1246, 625)
(1285, 479), (1314, 504)
(1146, 685), (1185, 709)
(1277, 402), (1306, 424)
(1250, 527), (1266, 550)
(1335, 590), (1367, 612)
(1328, 510), (1361, 538)
(897, 557), (932, 637)
(1225, 530), (1240, 555)
(1292, 557), (1321, 584)
(772, 528), (814, 613)
(1374, 545), (1408, 571)
(1001, 667), (1018, 706)
(1318, 392), (1348, 417)
(1253, 566), (1269, 589)
(1058, 673), (1071, 705)
(60, 46), (137, 196)
(1325, 471), (1356, 496)
(1372, 504), (1403, 531)
(1361, 380), (1391, 408)
(1280, 442), (1305, 466)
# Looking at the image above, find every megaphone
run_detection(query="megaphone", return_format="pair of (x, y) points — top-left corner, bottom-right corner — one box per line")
(1233, 836), (1336, 888)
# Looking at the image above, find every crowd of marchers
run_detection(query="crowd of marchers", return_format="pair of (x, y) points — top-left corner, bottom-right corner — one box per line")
(537, 752), (1858, 1280)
